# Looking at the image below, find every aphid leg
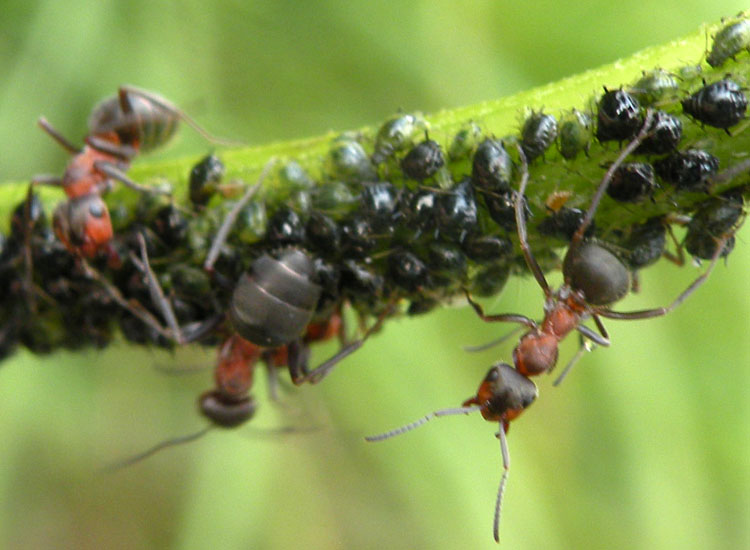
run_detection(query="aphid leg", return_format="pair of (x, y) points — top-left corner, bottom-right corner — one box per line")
(37, 116), (80, 154)
(597, 232), (733, 320)
(365, 405), (482, 442)
(130, 232), (185, 344)
(514, 145), (551, 296)
(493, 423), (510, 543)
(94, 161), (170, 195)
(464, 325), (525, 353)
(552, 335), (596, 386)
(203, 159), (274, 272)
(572, 109), (655, 245)
(119, 86), (245, 147)
(661, 223), (686, 267)
(464, 290), (538, 329)
(103, 426), (213, 472)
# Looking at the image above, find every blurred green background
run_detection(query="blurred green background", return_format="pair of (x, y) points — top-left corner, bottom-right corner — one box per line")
(0, 1), (748, 549)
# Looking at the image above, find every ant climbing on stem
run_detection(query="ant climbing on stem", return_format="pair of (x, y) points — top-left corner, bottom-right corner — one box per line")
(367, 109), (738, 542)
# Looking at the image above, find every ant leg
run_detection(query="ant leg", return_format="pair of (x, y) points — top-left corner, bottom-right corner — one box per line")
(203, 159), (274, 272)
(572, 109), (655, 246)
(37, 117), (80, 154)
(286, 339), (312, 386)
(79, 258), (175, 342)
(576, 323), (609, 347)
(94, 161), (170, 195)
(514, 145), (551, 296)
(130, 233), (185, 344)
(295, 302), (396, 385)
(553, 336), (596, 386)
(493, 423), (510, 543)
(464, 325), (525, 352)
(119, 86), (245, 147)
(597, 233), (732, 321)
(30, 174), (64, 187)
(464, 290), (538, 329)
(86, 135), (138, 160)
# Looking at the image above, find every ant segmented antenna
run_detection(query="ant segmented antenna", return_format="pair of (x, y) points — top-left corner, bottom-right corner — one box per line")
(493, 424), (510, 543)
(364, 405), (482, 442)
(103, 426), (214, 472)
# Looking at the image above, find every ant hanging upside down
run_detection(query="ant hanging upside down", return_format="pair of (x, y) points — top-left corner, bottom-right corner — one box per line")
(366, 109), (739, 543)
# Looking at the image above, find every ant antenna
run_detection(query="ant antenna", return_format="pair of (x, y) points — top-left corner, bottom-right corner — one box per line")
(493, 424), (510, 543)
(364, 405), (481, 441)
(103, 426), (214, 472)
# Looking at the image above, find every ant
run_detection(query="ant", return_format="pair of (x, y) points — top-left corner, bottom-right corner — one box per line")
(367, 110), (737, 542)
(32, 85), (237, 259)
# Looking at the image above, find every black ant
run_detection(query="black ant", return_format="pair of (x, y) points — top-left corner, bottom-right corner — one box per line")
(367, 110), (737, 542)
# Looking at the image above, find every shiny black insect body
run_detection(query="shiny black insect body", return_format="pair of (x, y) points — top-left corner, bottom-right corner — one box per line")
(401, 139), (445, 181)
(635, 110), (682, 154)
(654, 149), (719, 191)
(189, 154), (225, 208)
(606, 162), (657, 203)
(707, 19), (750, 68)
(596, 88), (642, 142)
(472, 139), (514, 193)
(682, 79), (748, 130)
(521, 112), (558, 161)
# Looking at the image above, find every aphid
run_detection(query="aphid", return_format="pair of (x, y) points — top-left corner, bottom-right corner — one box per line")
(620, 217), (667, 271)
(437, 179), (478, 242)
(401, 138), (445, 181)
(372, 113), (428, 165)
(265, 207), (306, 246)
(538, 207), (594, 241)
(340, 215), (377, 258)
(305, 211), (342, 253)
(366, 363), (538, 543)
(327, 137), (377, 182)
(484, 191), (530, 232)
(462, 235), (513, 264)
(629, 69), (679, 106)
(596, 88), (642, 142)
(707, 18), (750, 68)
(359, 182), (399, 232)
(654, 149), (719, 191)
(387, 249), (428, 292)
(448, 121), (483, 161)
(558, 109), (592, 160)
(189, 154), (225, 208)
(520, 111), (558, 161)
(606, 162), (657, 203)
(635, 110), (682, 155)
(684, 190), (744, 259)
(469, 263), (511, 298)
(472, 139), (514, 193)
(681, 78), (748, 130)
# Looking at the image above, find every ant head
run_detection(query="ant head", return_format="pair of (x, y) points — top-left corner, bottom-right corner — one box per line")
(199, 390), (256, 428)
(562, 242), (630, 306)
(473, 363), (538, 423)
(53, 194), (113, 258)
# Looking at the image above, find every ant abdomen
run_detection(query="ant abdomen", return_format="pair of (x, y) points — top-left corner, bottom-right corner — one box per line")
(562, 242), (630, 306)
(229, 249), (322, 348)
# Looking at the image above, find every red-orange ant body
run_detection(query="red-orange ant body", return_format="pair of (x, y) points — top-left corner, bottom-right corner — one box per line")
(34, 86), (235, 258)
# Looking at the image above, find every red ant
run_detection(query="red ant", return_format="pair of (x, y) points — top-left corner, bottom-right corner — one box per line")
(32, 86), (237, 259)
(367, 110), (737, 542)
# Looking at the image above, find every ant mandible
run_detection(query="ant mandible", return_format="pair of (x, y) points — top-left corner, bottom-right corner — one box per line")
(367, 110), (737, 542)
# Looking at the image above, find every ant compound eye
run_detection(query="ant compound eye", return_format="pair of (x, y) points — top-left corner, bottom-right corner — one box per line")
(88, 198), (106, 218)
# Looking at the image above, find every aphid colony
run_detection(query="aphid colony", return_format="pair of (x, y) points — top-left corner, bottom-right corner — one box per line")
(0, 13), (748, 543)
